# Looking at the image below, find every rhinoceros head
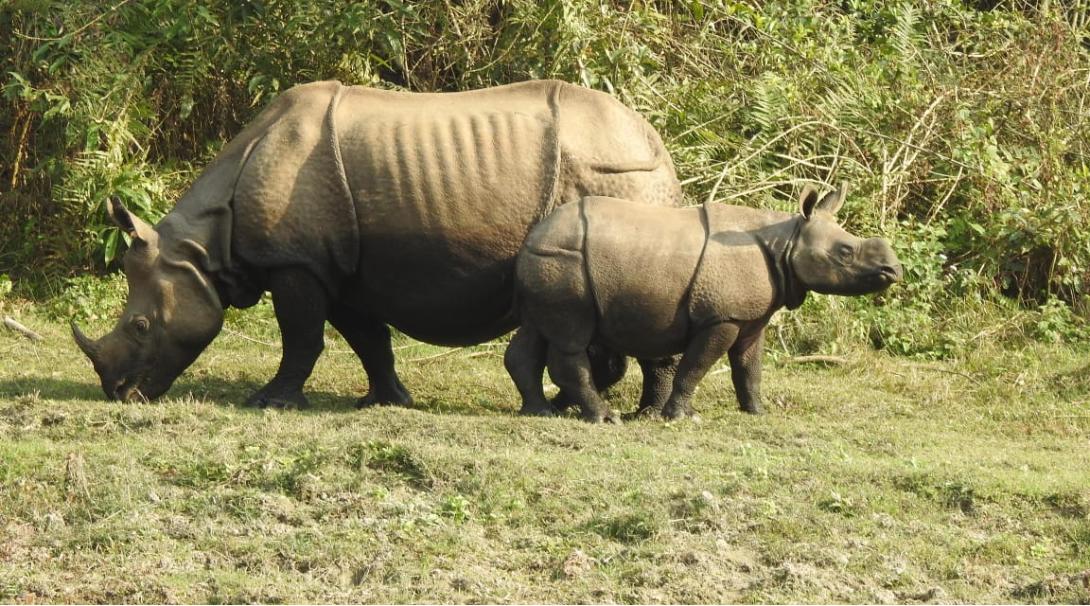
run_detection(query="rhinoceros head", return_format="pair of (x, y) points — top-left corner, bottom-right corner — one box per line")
(790, 184), (903, 296)
(72, 199), (224, 401)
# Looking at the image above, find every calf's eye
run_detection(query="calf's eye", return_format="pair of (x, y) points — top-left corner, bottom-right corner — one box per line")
(133, 317), (150, 333)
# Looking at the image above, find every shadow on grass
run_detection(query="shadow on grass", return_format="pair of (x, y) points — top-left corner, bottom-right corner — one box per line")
(173, 377), (516, 417)
(0, 374), (512, 418)
(0, 376), (102, 401)
(170, 376), (387, 414)
(0, 375), (356, 414)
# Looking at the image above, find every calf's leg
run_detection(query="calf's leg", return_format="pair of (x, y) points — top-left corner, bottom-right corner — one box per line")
(634, 355), (680, 416)
(551, 343), (627, 412)
(246, 268), (328, 409)
(547, 347), (620, 424)
(661, 323), (739, 420)
(729, 328), (765, 414)
(504, 326), (553, 416)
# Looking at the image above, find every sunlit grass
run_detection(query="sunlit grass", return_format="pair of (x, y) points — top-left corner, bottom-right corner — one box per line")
(1, 304), (1087, 603)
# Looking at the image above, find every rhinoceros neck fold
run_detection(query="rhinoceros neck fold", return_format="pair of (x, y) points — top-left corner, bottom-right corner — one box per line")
(155, 124), (269, 309)
(758, 216), (807, 311)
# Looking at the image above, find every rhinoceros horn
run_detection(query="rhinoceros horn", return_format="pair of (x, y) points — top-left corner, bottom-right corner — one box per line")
(71, 321), (100, 362)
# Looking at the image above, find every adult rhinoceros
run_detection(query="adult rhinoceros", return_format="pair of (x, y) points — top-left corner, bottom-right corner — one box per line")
(72, 79), (683, 408)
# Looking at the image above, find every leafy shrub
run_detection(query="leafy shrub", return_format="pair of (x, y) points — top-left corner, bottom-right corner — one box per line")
(43, 273), (127, 325)
(1034, 296), (1089, 344)
(2, 0), (1088, 349)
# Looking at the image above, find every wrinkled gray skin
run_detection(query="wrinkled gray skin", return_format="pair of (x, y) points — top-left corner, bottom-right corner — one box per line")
(72, 80), (683, 406)
(505, 185), (904, 423)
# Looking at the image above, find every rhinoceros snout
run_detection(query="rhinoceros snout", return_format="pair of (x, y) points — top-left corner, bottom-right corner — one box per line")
(879, 263), (904, 283)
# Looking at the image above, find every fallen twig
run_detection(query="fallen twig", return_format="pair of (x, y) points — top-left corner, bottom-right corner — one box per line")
(408, 348), (461, 363)
(221, 327), (277, 348)
(783, 355), (848, 365)
(924, 367), (980, 385)
(3, 316), (43, 342)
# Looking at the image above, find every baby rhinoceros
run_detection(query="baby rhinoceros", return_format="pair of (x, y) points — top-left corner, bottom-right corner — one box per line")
(504, 184), (903, 423)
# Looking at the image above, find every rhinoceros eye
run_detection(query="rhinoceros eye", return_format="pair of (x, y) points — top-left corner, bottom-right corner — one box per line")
(132, 316), (150, 333)
(836, 243), (856, 263)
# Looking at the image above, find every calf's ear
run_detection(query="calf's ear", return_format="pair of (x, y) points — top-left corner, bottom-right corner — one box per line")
(799, 184), (821, 218)
(107, 197), (159, 248)
(816, 182), (847, 216)
(801, 183), (848, 218)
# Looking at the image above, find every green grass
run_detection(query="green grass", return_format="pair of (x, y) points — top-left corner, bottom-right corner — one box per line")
(1, 303), (1088, 603)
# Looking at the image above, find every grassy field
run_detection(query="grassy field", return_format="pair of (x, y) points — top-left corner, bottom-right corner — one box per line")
(1, 302), (1089, 604)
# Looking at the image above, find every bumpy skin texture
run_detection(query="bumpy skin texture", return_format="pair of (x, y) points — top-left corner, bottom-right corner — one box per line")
(73, 80), (683, 407)
(508, 187), (904, 422)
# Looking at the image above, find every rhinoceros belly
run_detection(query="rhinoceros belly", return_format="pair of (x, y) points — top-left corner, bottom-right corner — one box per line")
(335, 87), (559, 345)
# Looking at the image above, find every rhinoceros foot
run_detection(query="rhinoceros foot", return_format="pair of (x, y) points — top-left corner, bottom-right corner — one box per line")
(548, 390), (577, 413)
(661, 398), (700, 422)
(245, 388), (310, 410)
(518, 402), (559, 417)
(355, 384), (413, 409)
(739, 402), (764, 415)
(623, 404), (663, 422)
(582, 408), (622, 425)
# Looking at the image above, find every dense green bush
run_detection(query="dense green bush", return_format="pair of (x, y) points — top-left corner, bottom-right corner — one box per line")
(2, 0), (1088, 353)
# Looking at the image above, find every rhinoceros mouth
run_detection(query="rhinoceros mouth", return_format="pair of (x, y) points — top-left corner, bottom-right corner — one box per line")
(873, 265), (903, 287)
(113, 373), (149, 403)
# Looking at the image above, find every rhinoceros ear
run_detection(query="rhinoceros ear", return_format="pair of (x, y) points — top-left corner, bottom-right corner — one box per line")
(799, 184), (821, 219)
(801, 183), (847, 219)
(816, 182), (847, 216)
(107, 197), (158, 248)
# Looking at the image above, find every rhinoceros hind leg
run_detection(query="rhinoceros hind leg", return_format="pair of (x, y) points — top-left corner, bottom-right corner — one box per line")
(551, 343), (628, 413)
(246, 268), (328, 409)
(504, 326), (554, 416)
(628, 355), (681, 418)
(327, 306), (413, 409)
(547, 347), (620, 424)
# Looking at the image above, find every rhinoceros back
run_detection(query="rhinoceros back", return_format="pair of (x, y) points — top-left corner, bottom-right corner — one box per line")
(333, 82), (561, 343)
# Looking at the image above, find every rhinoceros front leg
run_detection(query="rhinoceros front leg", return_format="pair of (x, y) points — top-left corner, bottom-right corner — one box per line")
(246, 268), (328, 409)
(327, 306), (413, 408)
(729, 328), (765, 414)
(661, 323), (739, 421)
(503, 326), (553, 416)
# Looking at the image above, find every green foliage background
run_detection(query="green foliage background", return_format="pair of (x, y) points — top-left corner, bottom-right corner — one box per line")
(2, 0), (1089, 353)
